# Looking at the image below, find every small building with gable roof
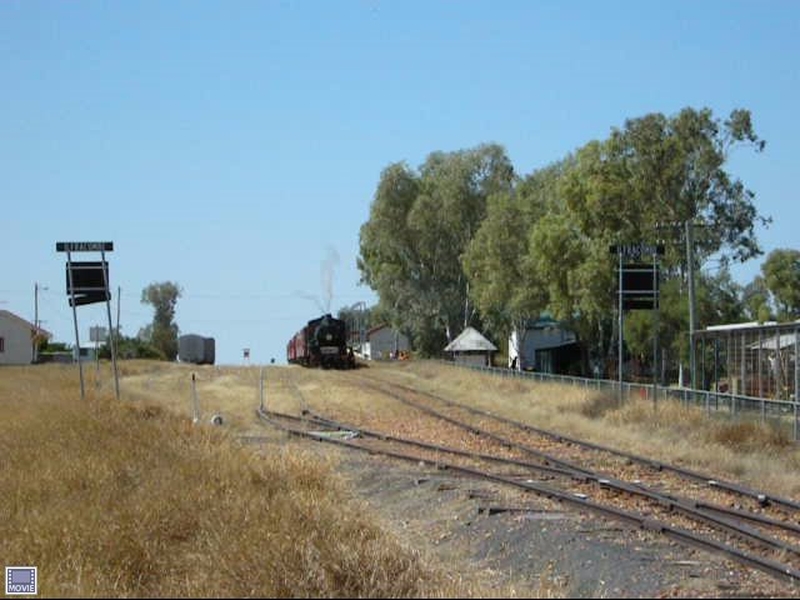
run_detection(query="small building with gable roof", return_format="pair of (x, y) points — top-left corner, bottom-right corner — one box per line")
(361, 324), (410, 360)
(444, 326), (497, 367)
(0, 309), (52, 365)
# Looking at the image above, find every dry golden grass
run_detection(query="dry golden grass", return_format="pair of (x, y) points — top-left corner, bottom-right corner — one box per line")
(0, 362), (488, 598)
(18, 358), (797, 597)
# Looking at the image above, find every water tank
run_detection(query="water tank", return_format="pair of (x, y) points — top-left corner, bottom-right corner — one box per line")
(179, 334), (215, 365)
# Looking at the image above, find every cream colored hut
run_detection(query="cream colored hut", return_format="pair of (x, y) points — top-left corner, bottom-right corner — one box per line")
(444, 326), (497, 367)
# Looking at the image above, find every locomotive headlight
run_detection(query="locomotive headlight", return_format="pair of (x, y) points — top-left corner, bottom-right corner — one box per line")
(326, 333), (332, 341)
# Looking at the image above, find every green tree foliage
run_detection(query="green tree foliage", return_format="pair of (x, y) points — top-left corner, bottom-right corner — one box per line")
(358, 144), (514, 355)
(742, 275), (774, 322)
(761, 249), (800, 320)
(541, 108), (765, 374)
(99, 333), (161, 360)
(562, 107), (768, 272)
(141, 281), (182, 361)
(362, 107), (765, 378)
(463, 162), (569, 355)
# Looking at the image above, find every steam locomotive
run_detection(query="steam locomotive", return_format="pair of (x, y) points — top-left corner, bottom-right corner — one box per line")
(287, 314), (355, 369)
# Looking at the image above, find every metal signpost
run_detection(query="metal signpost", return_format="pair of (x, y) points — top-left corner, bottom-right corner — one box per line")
(611, 243), (664, 403)
(56, 242), (119, 400)
(90, 325), (108, 388)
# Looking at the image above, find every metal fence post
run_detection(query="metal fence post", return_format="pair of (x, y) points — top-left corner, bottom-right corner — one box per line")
(259, 367), (265, 411)
(191, 373), (200, 423)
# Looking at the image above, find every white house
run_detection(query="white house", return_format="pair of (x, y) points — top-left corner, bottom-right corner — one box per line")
(509, 316), (578, 373)
(444, 326), (497, 367)
(0, 310), (51, 366)
(362, 325), (410, 360)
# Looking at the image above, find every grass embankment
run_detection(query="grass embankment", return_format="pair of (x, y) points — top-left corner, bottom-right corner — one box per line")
(379, 361), (800, 498)
(0, 365), (464, 598)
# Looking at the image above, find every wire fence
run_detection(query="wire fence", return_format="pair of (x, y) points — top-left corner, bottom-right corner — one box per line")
(439, 360), (800, 442)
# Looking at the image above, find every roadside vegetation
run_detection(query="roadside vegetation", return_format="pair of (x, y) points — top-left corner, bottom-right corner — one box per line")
(7, 359), (798, 597)
(0, 364), (496, 598)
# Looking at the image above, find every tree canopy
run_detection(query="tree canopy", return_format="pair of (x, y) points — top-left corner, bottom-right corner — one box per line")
(141, 281), (182, 361)
(761, 249), (800, 320)
(358, 107), (780, 380)
(358, 143), (514, 355)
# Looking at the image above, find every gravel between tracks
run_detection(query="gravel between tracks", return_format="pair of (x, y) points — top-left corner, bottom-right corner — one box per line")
(315, 441), (796, 598)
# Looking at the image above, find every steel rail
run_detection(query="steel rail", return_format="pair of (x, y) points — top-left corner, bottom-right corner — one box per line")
(298, 407), (800, 558)
(255, 407), (800, 586)
(333, 376), (800, 545)
(358, 375), (800, 513)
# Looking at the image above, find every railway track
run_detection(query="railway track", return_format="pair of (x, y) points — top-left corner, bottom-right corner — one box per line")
(351, 373), (800, 526)
(254, 368), (800, 588)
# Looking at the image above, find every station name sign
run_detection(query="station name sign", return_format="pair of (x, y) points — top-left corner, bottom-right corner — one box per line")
(56, 241), (114, 252)
(609, 243), (664, 259)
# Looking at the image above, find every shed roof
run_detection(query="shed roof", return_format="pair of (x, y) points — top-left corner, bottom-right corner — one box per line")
(444, 327), (497, 352)
(747, 332), (798, 351)
(0, 310), (52, 338)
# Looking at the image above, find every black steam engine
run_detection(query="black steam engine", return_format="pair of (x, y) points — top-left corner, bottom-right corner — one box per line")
(287, 314), (355, 369)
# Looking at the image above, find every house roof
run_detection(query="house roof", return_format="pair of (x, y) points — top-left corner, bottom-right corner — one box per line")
(0, 309), (52, 338)
(366, 324), (390, 337)
(444, 327), (497, 352)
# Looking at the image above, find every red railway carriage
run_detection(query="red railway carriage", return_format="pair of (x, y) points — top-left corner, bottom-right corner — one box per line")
(286, 327), (309, 365)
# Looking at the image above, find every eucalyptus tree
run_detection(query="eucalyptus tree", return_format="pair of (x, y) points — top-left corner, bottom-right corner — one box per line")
(555, 107), (767, 376)
(141, 281), (182, 361)
(462, 162), (567, 357)
(761, 248), (800, 320)
(742, 275), (773, 323)
(358, 144), (514, 355)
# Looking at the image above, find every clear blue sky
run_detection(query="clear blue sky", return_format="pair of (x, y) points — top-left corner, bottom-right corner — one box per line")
(2, 1), (798, 365)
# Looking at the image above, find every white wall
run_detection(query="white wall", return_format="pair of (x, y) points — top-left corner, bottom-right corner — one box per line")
(0, 314), (33, 365)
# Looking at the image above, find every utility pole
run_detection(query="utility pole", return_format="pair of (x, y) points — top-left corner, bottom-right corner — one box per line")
(33, 282), (48, 363)
(34, 282), (39, 363)
(685, 220), (697, 390)
(116, 286), (121, 338)
(655, 220), (699, 389)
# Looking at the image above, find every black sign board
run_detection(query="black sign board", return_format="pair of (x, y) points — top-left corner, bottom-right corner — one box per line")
(609, 243), (665, 258)
(57, 241), (114, 252)
(622, 296), (659, 310)
(618, 263), (659, 311)
(54, 239), (119, 401)
(621, 263), (660, 293)
(68, 292), (110, 307)
(66, 261), (111, 307)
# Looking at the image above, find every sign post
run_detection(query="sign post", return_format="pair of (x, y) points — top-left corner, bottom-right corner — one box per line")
(64, 248), (85, 399)
(610, 243), (664, 403)
(56, 242), (119, 400)
(90, 325), (107, 389)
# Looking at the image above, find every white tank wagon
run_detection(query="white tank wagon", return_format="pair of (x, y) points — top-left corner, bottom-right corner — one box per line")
(178, 334), (216, 365)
